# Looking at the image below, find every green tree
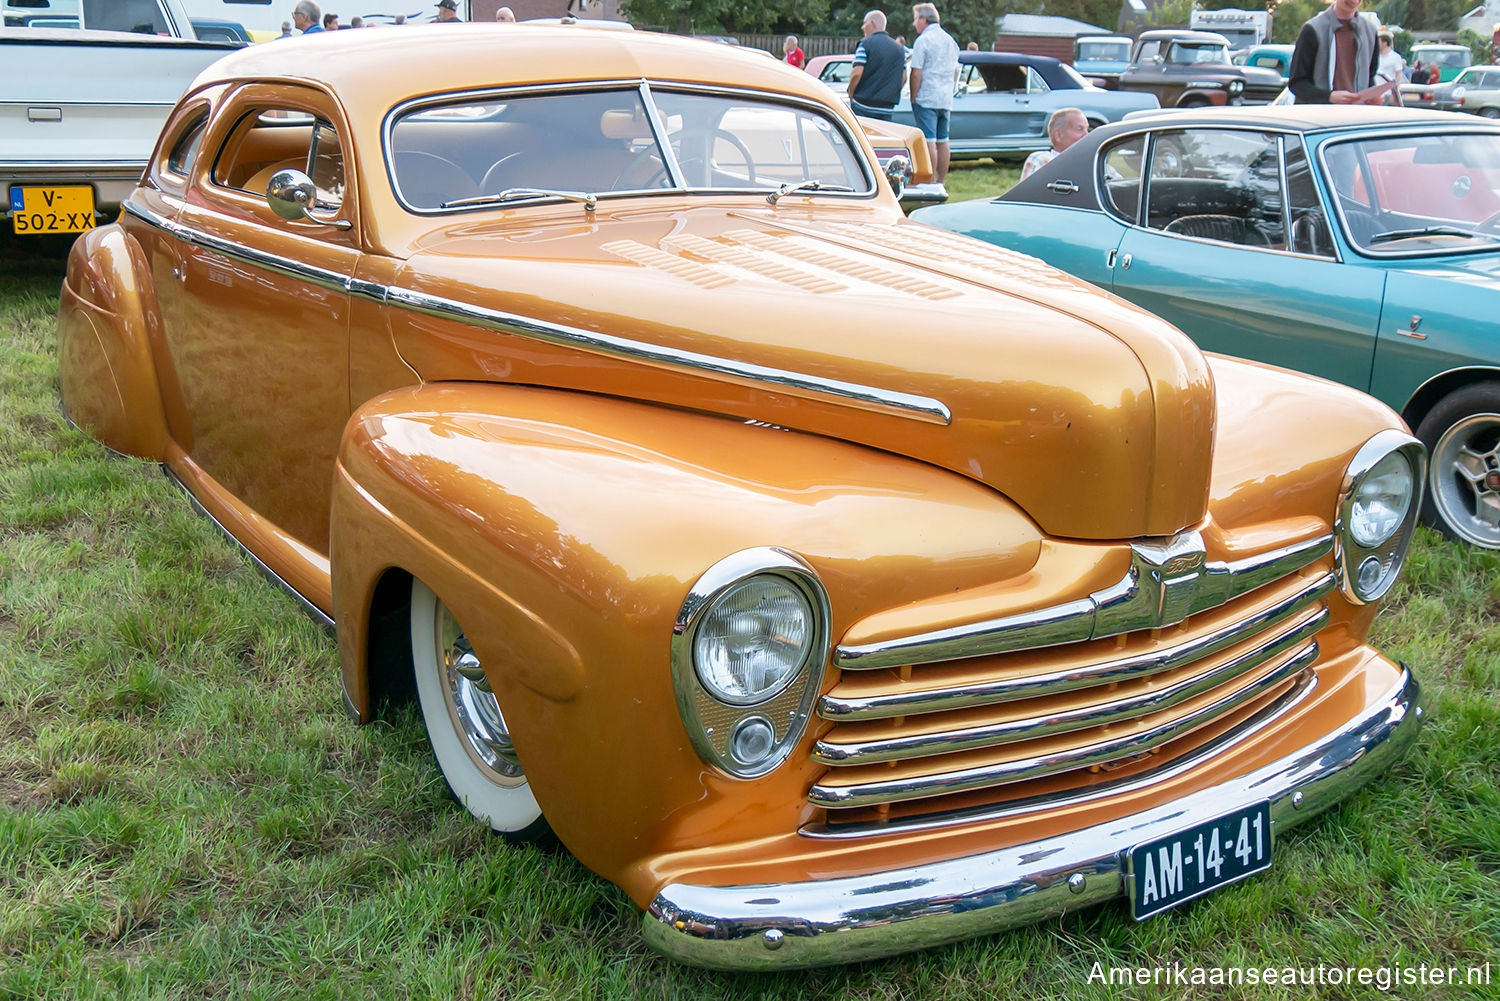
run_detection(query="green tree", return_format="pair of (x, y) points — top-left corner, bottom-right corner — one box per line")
(1145, 0), (1195, 28)
(1457, 26), (1492, 63)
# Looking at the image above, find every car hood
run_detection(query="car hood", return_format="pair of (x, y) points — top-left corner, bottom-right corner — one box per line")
(1392, 250), (1500, 282)
(391, 207), (1214, 541)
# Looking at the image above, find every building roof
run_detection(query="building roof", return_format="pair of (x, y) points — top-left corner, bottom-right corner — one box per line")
(994, 14), (1110, 38)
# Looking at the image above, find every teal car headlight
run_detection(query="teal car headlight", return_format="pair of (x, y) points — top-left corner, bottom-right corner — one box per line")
(672, 548), (830, 778)
(1337, 431), (1427, 603)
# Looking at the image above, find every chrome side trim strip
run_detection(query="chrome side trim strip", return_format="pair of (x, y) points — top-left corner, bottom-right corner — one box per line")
(804, 648), (1318, 837)
(834, 532), (1332, 670)
(120, 202), (948, 425)
(812, 606), (1326, 765)
(643, 668), (1420, 970)
(821, 572), (1335, 719)
(806, 643), (1317, 809)
(160, 465), (335, 636)
(123, 201), (352, 296)
(384, 286), (952, 424)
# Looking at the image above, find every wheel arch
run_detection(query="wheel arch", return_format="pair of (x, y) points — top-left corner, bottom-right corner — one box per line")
(57, 223), (179, 460)
(1400, 366), (1500, 433)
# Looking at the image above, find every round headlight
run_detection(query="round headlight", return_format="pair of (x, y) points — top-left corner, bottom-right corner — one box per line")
(693, 574), (814, 705)
(1348, 451), (1414, 547)
(1228, 79), (1245, 95)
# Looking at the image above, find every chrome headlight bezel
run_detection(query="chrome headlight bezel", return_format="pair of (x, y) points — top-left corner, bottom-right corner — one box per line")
(1336, 430), (1427, 605)
(671, 548), (830, 779)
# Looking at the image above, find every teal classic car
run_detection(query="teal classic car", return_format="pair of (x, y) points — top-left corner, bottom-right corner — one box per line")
(914, 106), (1500, 548)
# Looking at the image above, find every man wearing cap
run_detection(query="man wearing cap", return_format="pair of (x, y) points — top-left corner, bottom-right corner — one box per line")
(291, 1), (322, 34)
(435, 0), (463, 22)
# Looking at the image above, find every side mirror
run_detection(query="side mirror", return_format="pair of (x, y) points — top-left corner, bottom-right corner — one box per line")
(884, 154), (910, 200)
(266, 168), (350, 230)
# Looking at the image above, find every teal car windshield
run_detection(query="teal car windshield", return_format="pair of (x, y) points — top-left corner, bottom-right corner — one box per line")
(1324, 132), (1500, 254)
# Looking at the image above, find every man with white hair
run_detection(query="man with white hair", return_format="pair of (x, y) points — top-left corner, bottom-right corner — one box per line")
(783, 34), (805, 68)
(908, 2), (959, 182)
(495, 6), (515, 21)
(1020, 107), (1088, 181)
(847, 10), (906, 121)
(290, 1), (322, 34)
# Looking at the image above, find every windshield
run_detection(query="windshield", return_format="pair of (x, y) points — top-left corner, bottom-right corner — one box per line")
(386, 85), (872, 212)
(1076, 40), (1129, 62)
(1417, 48), (1472, 68)
(1169, 42), (1231, 65)
(1323, 131), (1500, 254)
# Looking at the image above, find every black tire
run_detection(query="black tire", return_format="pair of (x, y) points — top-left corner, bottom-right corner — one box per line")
(1414, 382), (1500, 548)
(1481, 107), (1500, 119)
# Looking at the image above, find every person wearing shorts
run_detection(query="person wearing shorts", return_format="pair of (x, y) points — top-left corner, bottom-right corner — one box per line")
(908, 3), (959, 182)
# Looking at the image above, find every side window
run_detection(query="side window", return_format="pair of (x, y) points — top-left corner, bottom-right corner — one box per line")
(81, 0), (170, 34)
(1025, 67), (1051, 95)
(1145, 129), (1286, 250)
(1100, 133), (1145, 223)
(165, 113), (210, 178)
(211, 108), (346, 212)
(1285, 136), (1334, 258)
(1137, 40), (1160, 62)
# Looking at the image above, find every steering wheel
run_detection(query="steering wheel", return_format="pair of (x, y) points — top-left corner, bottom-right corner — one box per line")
(614, 129), (757, 189)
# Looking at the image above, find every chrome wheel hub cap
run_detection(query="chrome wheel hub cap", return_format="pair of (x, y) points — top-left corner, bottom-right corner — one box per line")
(1433, 413), (1500, 547)
(437, 603), (525, 781)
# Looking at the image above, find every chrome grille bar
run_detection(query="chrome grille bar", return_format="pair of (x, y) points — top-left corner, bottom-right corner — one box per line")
(834, 532), (1332, 671)
(812, 604), (1326, 765)
(807, 642), (1318, 809)
(801, 666), (1320, 839)
(820, 571), (1335, 721)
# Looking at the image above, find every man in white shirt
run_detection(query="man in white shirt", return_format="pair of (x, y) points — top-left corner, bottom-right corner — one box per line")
(1376, 31), (1405, 105)
(1020, 108), (1089, 181)
(908, 3), (960, 182)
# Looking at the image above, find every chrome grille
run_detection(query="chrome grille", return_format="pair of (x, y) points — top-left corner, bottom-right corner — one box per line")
(807, 530), (1333, 832)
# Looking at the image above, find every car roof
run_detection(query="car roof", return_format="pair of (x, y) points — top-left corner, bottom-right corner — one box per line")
(188, 24), (834, 117)
(960, 51), (1062, 69)
(1139, 30), (1232, 44)
(1107, 105), (1477, 133)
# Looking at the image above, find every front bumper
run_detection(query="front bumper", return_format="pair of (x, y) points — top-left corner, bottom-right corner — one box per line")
(643, 667), (1421, 970)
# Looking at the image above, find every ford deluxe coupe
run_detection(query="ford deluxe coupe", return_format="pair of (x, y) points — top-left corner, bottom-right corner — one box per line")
(59, 25), (1425, 969)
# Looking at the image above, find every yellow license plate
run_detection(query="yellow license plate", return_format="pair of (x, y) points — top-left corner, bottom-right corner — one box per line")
(9, 185), (96, 235)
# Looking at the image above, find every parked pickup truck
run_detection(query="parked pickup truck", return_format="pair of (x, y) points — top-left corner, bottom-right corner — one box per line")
(1114, 29), (1284, 107)
(1, 0), (236, 237)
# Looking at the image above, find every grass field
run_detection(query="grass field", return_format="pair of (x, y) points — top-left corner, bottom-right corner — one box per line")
(1, 222), (1497, 1000)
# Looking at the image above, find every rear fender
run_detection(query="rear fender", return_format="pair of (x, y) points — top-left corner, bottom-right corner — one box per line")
(57, 224), (174, 460)
(329, 382), (1052, 898)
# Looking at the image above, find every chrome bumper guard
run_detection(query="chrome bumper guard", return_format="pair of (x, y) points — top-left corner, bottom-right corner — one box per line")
(643, 667), (1421, 970)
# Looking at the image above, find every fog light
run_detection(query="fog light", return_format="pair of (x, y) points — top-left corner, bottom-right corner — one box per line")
(1356, 555), (1384, 598)
(730, 716), (776, 766)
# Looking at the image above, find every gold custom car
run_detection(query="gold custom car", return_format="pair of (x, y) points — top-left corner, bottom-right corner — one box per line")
(58, 24), (1426, 969)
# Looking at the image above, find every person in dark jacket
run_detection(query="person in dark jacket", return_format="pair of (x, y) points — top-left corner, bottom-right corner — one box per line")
(1288, 0), (1384, 104)
(847, 9), (906, 121)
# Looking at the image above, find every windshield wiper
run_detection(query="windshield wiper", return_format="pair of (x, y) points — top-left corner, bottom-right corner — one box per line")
(766, 178), (854, 205)
(442, 187), (597, 211)
(1369, 225), (1496, 244)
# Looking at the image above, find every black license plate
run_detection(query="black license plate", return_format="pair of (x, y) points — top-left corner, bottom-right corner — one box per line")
(1126, 801), (1272, 919)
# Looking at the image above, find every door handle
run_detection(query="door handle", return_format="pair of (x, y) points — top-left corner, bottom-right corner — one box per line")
(1046, 179), (1079, 195)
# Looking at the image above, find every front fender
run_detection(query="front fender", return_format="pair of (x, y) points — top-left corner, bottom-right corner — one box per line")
(57, 224), (175, 460)
(329, 382), (1053, 902)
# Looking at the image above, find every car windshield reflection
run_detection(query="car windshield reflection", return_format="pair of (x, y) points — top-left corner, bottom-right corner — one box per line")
(387, 85), (871, 212)
(1324, 132), (1500, 254)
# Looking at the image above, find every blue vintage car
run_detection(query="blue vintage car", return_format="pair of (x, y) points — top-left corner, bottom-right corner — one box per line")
(1074, 34), (1132, 85)
(915, 106), (1500, 548)
(855, 50), (1159, 158)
